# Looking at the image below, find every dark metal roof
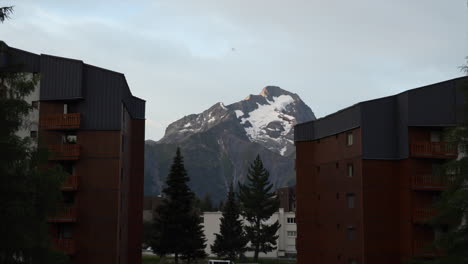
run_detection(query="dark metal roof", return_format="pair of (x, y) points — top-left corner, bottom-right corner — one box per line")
(295, 77), (468, 159)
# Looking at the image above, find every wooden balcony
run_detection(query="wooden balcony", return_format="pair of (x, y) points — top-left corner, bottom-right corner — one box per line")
(413, 208), (437, 223)
(62, 174), (78, 191)
(410, 142), (457, 158)
(40, 113), (80, 130)
(53, 238), (75, 255)
(412, 174), (454, 191)
(413, 239), (441, 257)
(48, 144), (80, 160)
(48, 205), (77, 222)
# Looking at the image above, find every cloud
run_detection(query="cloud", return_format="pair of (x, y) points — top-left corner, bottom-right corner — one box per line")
(1, 0), (467, 140)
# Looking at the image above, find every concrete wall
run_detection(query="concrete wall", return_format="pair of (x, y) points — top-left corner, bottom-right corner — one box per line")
(203, 209), (296, 258)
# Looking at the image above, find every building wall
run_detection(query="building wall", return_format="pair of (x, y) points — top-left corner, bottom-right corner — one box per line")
(203, 209), (297, 258)
(295, 128), (363, 264)
(4, 42), (146, 264)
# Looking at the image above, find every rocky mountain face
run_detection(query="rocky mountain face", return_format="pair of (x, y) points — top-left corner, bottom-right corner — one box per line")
(145, 86), (315, 203)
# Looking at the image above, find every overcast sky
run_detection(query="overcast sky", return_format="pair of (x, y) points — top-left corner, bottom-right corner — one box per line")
(1, 0), (467, 140)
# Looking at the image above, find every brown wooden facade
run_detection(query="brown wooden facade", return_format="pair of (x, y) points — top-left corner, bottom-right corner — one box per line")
(294, 77), (466, 264)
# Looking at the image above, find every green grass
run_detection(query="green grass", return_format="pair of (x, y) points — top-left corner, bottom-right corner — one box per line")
(142, 254), (296, 264)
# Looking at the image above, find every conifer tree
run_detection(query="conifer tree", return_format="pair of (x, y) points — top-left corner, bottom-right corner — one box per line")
(0, 42), (69, 263)
(238, 155), (280, 263)
(421, 62), (468, 264)
(201, 193), (214, 212)
(0, 6), (13, 23)
(211, 184), (248, 261)
(150, 148), (206, 264)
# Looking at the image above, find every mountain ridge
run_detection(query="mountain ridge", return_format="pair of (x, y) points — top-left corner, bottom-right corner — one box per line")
(144, 86), (316, 202)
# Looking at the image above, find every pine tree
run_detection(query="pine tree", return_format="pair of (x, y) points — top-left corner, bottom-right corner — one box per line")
(201, 193), (214, 212)
(412, 61), (468, 264)
(150, 148), (206, 264)
(238, 155), (280, 263)
(0, 43), (69, 263)
(0, 6), (13, 23)
(211, 184), (248, 261)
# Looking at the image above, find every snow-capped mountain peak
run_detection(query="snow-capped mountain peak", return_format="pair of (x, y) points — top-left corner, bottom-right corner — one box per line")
(159, 86), (315, 156)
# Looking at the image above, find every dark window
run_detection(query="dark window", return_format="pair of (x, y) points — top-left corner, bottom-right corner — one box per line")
(58, 224), (72, 239)
(336, 162), (339, 168)
(347, 193), (356, 209)
(31, 101), (39, 109)
(348, 259), (357, 264)
(347, 226), (356, 240)
(287, 217), (296, 224)
(30, 131), (38, 138)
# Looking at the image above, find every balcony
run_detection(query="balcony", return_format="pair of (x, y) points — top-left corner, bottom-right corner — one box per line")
(48, 205), (77, 222)
(40, 113), (81, 130)
(412, 174), (454, 191)
(53, 238), (75, 255)
(62, 174), (78, 191)
(413, 239), (441, 257)
(413, 208), (437, 223)
(48, 144), (80, 160)
(410, 142), (457, 158)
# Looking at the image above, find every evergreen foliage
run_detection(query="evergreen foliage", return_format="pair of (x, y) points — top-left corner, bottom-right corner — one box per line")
(211, 184), (248, 261)
(0, 44), (69, 263)
(238, 155), (280, 263)
(0, 6), (13, 22)
(201, 193), (215, 212)
(150, 148), (206, 264)
(413, 60), (468, 264)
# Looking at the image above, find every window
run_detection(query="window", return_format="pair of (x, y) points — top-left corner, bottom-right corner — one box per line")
(348, 164), (354, 177)
(287, 217), (296, 224)
(336, 162), (339, 168)
(58, 224), (72, 239)
(62, 133), (77, 144)
(348, 259), (357, 264)
(63, 104), (68, 114)
(287, 231), (297, 237)
(347, 193), (355, 209)
(347, 226), (356, 240)
(347, 132), (354, 146)
(31, 101), (39, 109)
(30, 131), (38, 139)
(430, 131), (441, 142)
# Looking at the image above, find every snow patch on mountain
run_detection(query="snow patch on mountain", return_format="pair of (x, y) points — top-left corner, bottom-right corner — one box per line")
(240, 95), (295, 142)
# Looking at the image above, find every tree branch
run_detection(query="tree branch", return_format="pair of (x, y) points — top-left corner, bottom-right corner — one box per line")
(0, 6), (14, 23)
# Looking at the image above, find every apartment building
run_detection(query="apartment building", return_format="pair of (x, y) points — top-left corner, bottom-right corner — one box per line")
(203, 208), (297, 258)
(1, 42), (145, 264)
(294, 77), (467, 264)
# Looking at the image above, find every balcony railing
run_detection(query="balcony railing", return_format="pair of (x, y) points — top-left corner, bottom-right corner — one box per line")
(413, 208), (437, 223)
(48, 205), (77, 222)
(410, 142), (457, 158)
(53, 238), (75, 255)
(413, 239), (441, 257)
(48, 144), (80, 160)
(62, 174), (78, 191)
(412, 174), (455, 190)
(40, 113), (80, 130)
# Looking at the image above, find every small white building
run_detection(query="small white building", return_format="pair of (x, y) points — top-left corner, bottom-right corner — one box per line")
(202, 208), (296, 258)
